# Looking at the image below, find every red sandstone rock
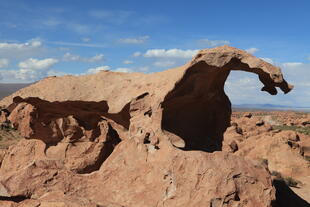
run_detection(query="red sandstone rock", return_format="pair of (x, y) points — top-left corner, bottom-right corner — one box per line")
(0, 138), (276, 207)
(0, 46), (296, 206)
(226, 111), (310, 204)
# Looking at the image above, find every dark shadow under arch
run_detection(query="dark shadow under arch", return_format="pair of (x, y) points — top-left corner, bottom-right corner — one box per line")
(161, 61), (231, 152)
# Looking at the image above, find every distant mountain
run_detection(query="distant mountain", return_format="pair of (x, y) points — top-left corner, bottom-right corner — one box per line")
(233, 104), (310, 111)
(0, 83), (31, 100)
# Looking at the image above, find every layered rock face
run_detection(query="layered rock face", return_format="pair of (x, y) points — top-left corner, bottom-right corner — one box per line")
(0, 46), (295, 206)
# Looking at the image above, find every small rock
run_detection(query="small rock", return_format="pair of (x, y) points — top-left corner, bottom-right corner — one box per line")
(244, 113), (253, 118)
(273, 129), (281, 133)
(235, 127), (243, 135)
(275, 131), (300, 142)
(256, 120), (265, 126)
(229, 141), (238, 152)
(230, 122), (238, 127)
(301, 120), (310, 126)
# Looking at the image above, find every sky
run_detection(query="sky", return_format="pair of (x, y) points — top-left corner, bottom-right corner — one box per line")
(0, 0), (309, 107)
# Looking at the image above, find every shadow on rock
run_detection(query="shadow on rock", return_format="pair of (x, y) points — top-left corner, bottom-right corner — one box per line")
(273, 179), (310, 207)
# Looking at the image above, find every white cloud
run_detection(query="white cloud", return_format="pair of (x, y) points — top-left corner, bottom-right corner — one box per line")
(123, 60), (134, 64)
(198, 38), (230, 47)
(133, 52), (142, 57)
(88, 65), (151, 74)
(15, 58), (59, 81)
(0, 39), (44, 59)
(114, 68), (133, 73)
(225, 76), (259, 91)
(119, 36), (149, 44)
(153, 60), (176, 68)
(49, 41), (106, 48)
(281, 62), (308, 79)
(40, 17), (98, 35)
(63, 53), (80, 61)
(67, 23), (91, 34)
(225, 63), (310, 107)
(63, 53), (104, 62)
(18, 58), (58, 70)
(144, 49), (199, 59)
(225, 71), (274, 105)
(88, 54), (104, 62)
(282, 62), (303, 68)
(0, 58), (9, 68)
(119, 66), (148, 73)
(84, 65), (149, 75)
(114, 66), (148, 73)
(245, 48), (259, 54)
(0, 58), (60, 82)
(260, 57), (274, 64)
(136, 66), (149, 72)
(82, 37), (91, 42)
(0, 40), (42, 50)
(47, 70), (67, 77)
(86, 66), (111, 74)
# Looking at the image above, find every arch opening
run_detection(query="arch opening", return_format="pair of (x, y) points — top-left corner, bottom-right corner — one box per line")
(161, 61), (232, 152)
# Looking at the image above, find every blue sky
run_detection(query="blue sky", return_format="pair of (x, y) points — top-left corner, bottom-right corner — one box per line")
(0, 0), (310, 106)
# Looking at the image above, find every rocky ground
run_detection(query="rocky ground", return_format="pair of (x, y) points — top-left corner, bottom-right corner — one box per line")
(1, 108), (309, 207)
(0, 46), (308, 207)
(226, 110), (310, 203)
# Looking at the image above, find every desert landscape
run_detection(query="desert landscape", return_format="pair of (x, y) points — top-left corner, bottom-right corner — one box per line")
(0, 46), (309, 206)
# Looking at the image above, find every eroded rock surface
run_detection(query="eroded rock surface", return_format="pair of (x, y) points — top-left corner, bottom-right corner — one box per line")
(224, 111), (310, 205)
(0, 46), (298, 206)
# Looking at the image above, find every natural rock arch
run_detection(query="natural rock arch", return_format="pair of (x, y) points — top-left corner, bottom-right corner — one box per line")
(0, 46), (295, 207)
(161, 46), (293, 152)
(2, 46), (293, 153)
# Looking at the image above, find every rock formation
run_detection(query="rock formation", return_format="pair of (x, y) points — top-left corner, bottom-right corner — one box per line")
(0, 46), (298, 206)
(224, 111), (310, 204)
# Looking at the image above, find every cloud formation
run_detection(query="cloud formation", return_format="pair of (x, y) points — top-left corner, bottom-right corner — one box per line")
(48, 41), (106, 48)
(133, 52), (142, 57)
(82, 37), (91, 42)
(0, 58), (59, 82)
(0, 39), (44, 59)
(245, 48), (259, 54)
(86, 66), (111, 74)
(282, 62), (303, 67)
(260, 57), (274, 64)
(114, 67), (133, 73)
(153, 60), (176, 68)
(86, 66), (133, 74)
(119, 36), (149, 44)
(123, 60), (134, 64)
(63, 53), (104, 63)
(18, 58), (58, 70)
(0, 40), (42, 50)
(198, 38), (230, 47)
(225, 62), (310, 107)
(144, 49), (198, 59)
(0, 58), (9, 68)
